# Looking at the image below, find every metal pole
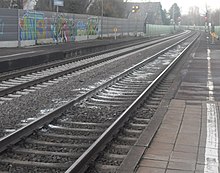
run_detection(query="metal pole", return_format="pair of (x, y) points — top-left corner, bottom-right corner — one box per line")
(173, 6), (175, 31)
(17, 9), (21, 47)
(35, 10), (37, 45)
(56, 5), (59, 43)
(135, 14), (137, 36)
(101, 0), (103, 39)
(148, 23), (150, 37)
(87, 15), (89, 40)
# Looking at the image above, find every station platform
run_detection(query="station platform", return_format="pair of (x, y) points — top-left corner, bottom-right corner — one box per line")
(0, 38), (127, 58)
(136, 33), (220, 173)
(0, 36), (139, 73)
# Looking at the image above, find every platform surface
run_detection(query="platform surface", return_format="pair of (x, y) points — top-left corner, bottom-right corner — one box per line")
(136, 33), (220, 173)
(0, 37), (135, 60)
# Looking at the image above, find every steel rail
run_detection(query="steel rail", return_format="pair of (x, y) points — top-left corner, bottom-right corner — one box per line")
(0, 32), (191, 98)
(0, 31), (189, 83)
(65, 33), (200, 173)
(0, 32), (195, 160)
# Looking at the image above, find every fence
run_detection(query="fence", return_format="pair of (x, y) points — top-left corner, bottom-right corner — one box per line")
(145, 24), (176, 37)
(0, 8), (18, 47)
(215, 26), (220, 36)
(0, 8), (178, 47)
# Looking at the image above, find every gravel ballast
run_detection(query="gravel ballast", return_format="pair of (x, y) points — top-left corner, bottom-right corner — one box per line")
(0, 36), (186, 138)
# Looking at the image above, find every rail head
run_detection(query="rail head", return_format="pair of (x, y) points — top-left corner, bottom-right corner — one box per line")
(0, 32), (197, 153)
(65, 33), (200, 173)
(0, 32), (199, 171)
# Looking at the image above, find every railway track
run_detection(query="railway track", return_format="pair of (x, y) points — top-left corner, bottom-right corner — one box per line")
(85, 76), (176, 173)
(67, 33), (199, 173)
(0, 32), (199, 173)
(0, 31), (189, 101)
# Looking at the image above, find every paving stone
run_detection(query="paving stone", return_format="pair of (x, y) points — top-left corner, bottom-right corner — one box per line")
(166, 170), (194, 173)
(139, 159), (167, 168)
(136, 167), (165, 173)
(174, 144), (198, 153)
(170, 151), (198, 163)
(169, 100), (185, 108)
(145, 148), (171, 156)
(142, 152), (170, 161)
(168, 161), (196, 171)
(176, 134), (199, 146)
(149, 141), (174, 151)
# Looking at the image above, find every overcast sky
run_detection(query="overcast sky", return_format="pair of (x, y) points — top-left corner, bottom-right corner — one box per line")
(127, 0), (220, 14)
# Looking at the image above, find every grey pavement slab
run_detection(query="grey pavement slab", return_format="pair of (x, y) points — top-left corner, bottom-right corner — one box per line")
(135, 33), (220, 173)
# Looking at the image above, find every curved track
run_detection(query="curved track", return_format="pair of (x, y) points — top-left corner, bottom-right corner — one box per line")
(0, 32), (199, 173)
(0, 32), (189, 99)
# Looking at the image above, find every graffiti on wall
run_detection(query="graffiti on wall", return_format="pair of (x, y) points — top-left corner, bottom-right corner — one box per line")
(19, 11), (101, 43)
(19, 11), (44, 40)
(0, 19), (4, 35)
(76, 21), (87, 36)
(87, 17), (100, 35)
(52, 14), (76, 42)
(19, 11), (77, 42)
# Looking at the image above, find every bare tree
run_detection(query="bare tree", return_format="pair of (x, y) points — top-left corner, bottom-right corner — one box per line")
(169, 3), (181, 24)
(0, 0), (22, 8)
(88, 0), (125, 18)
(0, 0), (10, 8)
(187, 6), (202, 26)
(62, 0), (90, 14)
(35, 0), (52, 11)
(34, 0), (91, 13)
(211, 9), (220, 25)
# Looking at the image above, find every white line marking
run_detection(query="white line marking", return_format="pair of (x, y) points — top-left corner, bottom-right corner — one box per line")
(207, 49), (214, 101)
(0, 50), (44, 58)
(205, 103), (219, 173)
(204, 48), (219, 173)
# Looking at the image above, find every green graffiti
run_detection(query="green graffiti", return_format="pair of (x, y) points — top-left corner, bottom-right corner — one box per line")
(88, 17), (99, 35)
